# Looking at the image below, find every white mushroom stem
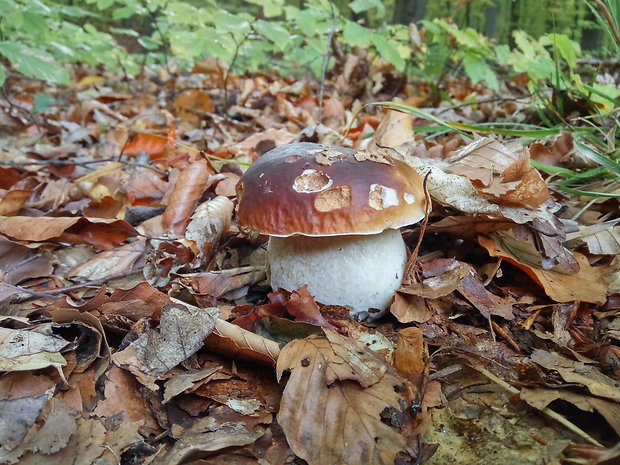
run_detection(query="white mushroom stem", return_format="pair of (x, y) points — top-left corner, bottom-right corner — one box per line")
(267, 229), (407, 320)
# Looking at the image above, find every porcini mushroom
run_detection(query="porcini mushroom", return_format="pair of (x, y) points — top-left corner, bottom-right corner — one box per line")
(235, 142), (427, 320)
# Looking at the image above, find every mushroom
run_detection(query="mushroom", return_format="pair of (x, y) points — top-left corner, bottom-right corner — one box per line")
(235, 142), (427, 320)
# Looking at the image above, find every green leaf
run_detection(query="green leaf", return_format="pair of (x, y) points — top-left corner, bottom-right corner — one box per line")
(213, 10), (251, 35)
(247, 0), (284, 18)
(0, 65), (5, 86)
(462, 53), (498, 91)
(545, 33), (579, 70)
(343, 21), (370, 46)
(0, 41), (70, 85)
(349, 0), (385, 17)
(33, 93), (56, 113)
(371, 34), (404, 70)
(255, 20), (290, 49)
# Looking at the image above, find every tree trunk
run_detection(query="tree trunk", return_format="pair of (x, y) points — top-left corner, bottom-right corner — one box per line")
(485, 0), (499, 39)
(393, 0), (428, 24)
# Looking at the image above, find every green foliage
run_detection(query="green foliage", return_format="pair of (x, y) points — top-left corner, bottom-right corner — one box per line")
(0, 0), (611, 104)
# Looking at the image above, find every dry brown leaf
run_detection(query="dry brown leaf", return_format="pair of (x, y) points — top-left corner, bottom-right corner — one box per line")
(427, 215), (515, 237)
(520, 387), (620, 436)
(185, 195), (234, 260)
(390, 292), (434, 323)
(530, 350), (620, 402)
(180, 266), (267, 299)
(67, 239), (146, 279)
(127, 302), (219, 377)
(0, 189), (31, 216)
(399, 154), (561, 227)
(0, 236), (53, 284)
(370, 109), (415, 149)
(0, 216), (138, 250)
(276, 329), (414, 465)
(173, 89), (215, 124)
(92, 365), (160, 432)
(0, 389), (54, 452)
(479, 234), (607, 304)
(162, 157), (213, 234)
(448, 137), (550, 208)
(399, 258), (514, 320)
(205, 318), (281, 366)
(162, 365), (223, 403)
(393, 327), (426, 377)
(160, 416), (265, 465)
(565, 220), (620, 255)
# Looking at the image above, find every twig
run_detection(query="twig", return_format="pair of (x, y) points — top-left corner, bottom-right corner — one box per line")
(0, 85), (42, 133)
(223, 32), (249, 111)
(436, 95), (533, 114)
(142, 0), (171, 75)
(402, 170), (432, 285)
(317, 0), (338, 124)
(472, 364), (605, 448)
(9, 271), (140, 303)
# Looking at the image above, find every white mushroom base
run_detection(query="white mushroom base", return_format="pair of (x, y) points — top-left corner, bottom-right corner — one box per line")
(267, 229), (407, 320)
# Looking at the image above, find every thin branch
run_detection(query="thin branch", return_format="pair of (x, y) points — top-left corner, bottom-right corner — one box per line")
(9, 270), (141, 303)
(223, 32), (249, 111)
(317, 0), (338, 124)
(0, 85), (42, 133)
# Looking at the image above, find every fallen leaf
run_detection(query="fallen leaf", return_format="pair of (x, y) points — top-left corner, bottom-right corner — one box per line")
(162, 157), (213, 234)
(479, 234), (608, 304)
(128, 302), (219, 377)
(520, 387), (620, 436)
(565, 220), (620, 255)
(180, 266), (267, 299)
(163, 365), (223, 403)
(0, 189), (31, 216)
(160, 416), (266, 465)
(530, 350), (620, 402)
(0, 216), (138, 250)
(67, 239), (146, 279)
(393, 327), (426, 377)
(276, 329), (415, 465)
(448, 137), (551, 208)
(0, 236), (53, 284)
(205, 318), (281, 366)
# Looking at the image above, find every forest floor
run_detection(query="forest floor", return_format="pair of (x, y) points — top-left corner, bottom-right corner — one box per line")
(0, 55), (619, 465)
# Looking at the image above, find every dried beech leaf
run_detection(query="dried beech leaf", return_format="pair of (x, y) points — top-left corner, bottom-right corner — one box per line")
(0, 216), (137, 250)
(520, 387), (620, 436)
(399, 154), (560, 226)
(131, 303), (219, 377)
(160, 416), (265, 465)
(479, 234), (607, 304)
(180, 266), (267, 299)
(448, 137), (550, 208)
(0, 327), (68, 372)
(276, 329), (413, 465)
(565, 220), (620, 255)
(205, 318), (281, 366)
(530, 350), (620, 402)
(0, 189), (31, 216)
(162, 157), (213, 234)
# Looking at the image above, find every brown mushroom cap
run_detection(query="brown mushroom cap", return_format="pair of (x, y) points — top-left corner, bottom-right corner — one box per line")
(236, 142), (427, 237)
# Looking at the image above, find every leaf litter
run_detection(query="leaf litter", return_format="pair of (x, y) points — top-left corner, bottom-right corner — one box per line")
(0, 49), (619, 465)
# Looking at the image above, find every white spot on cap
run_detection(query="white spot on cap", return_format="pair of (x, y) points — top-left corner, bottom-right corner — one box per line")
(369, 184), (399, 210)
(293, 169), (333, 193)
(404, 193), (415, 204)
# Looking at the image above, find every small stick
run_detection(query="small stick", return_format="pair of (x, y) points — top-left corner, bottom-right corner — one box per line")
(10, 271), (139, 302)
(473, 364), (604, 448)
